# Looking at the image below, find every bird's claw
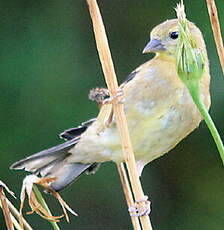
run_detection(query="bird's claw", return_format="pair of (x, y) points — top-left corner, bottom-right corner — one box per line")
(128, 195), (151, 217)
(89, 87), (110, 105)
(102, 88), (124, 105)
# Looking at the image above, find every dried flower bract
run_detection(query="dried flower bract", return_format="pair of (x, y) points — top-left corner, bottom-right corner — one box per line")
(20, 175), (77, 226)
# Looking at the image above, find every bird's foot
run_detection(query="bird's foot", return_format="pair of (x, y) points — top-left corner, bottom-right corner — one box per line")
(128, 195), (151, 217)
(102, 88), (124, 105)
(89, 87), (110, 105)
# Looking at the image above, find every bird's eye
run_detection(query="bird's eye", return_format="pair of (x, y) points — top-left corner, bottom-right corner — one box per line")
(169, 31), (178, 40)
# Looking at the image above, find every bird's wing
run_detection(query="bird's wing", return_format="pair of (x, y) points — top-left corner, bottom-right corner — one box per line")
(122, 69), (140, 85)
(60, 118), (97, 140)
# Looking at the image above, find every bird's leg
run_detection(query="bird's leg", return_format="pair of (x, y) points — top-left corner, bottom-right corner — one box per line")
(102, 88), (124, 105)
(128, 195), (151, 217)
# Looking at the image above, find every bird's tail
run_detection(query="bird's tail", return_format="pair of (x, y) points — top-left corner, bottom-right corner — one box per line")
(10, 139), (95, 191)
(10, 119), (99, 191)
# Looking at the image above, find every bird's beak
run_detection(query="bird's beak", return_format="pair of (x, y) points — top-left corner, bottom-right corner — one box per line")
(142, 39), (166, 53)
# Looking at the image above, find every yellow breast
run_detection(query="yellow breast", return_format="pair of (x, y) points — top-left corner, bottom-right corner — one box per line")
(69, 56), (210, 172)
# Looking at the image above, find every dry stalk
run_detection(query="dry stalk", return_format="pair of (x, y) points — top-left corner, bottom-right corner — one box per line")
(86, 0), (153, 229)
(205, 0), (224, 74)
(117, 163), (141, 230)
(6, 199), (33, 230)
(0, 187), (14, 230)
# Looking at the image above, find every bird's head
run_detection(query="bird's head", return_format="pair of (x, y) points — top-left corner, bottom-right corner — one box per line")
(143, 19), (206, 58)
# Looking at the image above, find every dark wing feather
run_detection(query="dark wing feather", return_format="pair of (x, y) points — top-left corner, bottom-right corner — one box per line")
(124, 69), (139, 83)
(59, 118), (96, 140)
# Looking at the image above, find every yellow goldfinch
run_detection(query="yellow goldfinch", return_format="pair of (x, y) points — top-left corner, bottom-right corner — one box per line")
(10, 19), (210, 191)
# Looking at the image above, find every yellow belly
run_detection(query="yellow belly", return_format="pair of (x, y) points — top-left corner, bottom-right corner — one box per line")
(69, 59), (210, 174)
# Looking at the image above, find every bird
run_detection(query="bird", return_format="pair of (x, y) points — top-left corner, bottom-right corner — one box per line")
(10, 19), (211, 192)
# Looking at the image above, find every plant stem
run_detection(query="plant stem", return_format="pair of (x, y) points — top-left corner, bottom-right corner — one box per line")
(33, 185), (60, 230)
(205, 0), (224, 75)
(86, 0), (153, 229)
(9, 214), (23, 230)
(7, 198), (33, 230)
(0, 200), (23, 230)
(0, 188), (14, 230)
(117, 163), (141, 230)
(188, 83), (224, 164)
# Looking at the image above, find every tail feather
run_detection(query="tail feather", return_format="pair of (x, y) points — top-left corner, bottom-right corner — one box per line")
(10, 138), (78, 172)
(34, 153), (71, 176)
(10, 139), (95, 191)
(10, 118), (101, 191)
(46, 163), (92, 191)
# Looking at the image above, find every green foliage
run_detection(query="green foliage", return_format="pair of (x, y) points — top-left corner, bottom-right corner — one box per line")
(176, 2), (224, 166)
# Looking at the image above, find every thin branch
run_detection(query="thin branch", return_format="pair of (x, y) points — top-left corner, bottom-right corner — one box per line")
(205, 0), (224, 74)
(86, 0), (153, 229)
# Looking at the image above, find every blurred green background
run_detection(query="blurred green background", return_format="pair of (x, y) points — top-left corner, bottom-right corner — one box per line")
(0, 0), (224, 229)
